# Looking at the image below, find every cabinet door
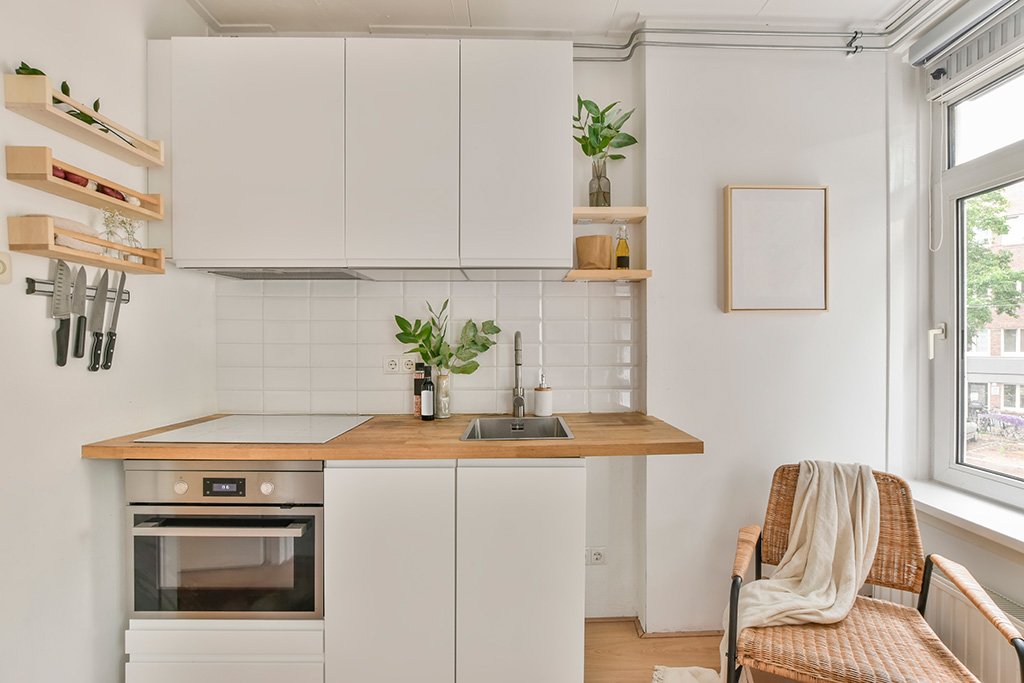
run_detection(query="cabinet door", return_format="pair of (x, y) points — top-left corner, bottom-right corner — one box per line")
(127, 663), (322, 683)
(324, 461), (455, 683)
(171, 37), (345, 267)
(460, 40), (573, 268)
(456, 459), (585, 683)
(345, 38), (460, 267)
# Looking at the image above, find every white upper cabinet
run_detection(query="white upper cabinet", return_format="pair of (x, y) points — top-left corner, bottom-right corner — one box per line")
(345, 39), (460, 267)
(170, 37), (346, 267)
(460, 40), (574, 268)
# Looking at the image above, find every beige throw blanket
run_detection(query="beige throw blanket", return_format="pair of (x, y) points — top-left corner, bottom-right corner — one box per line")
(654, 461), (880, 683)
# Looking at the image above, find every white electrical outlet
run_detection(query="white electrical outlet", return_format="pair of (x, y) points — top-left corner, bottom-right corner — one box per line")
(0, 252), (11, 285)
(586, 547), (607, 565)
(401, 357), (417, 372)
(383, 356), (401, 373)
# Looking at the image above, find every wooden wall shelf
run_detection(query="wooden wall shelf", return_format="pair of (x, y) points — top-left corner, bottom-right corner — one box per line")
(6, 146), (163, 221)
(7, 216), (165, 274)
(573, 207), (648, 224)
(563, 269), (651, 282)
(4, 75), (164, 167)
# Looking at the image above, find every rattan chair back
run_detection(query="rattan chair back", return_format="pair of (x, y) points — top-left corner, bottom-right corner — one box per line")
(760, 464), (926, 593)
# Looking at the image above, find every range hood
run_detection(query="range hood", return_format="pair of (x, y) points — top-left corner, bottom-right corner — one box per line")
(199, 267), (572, 282)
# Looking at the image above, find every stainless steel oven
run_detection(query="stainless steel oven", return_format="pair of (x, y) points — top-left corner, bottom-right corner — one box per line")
(125, 461), (323, 619)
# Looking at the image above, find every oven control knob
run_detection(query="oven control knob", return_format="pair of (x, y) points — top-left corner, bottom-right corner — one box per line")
(173, 481), (189, 495)
(260, 481), (275, 496)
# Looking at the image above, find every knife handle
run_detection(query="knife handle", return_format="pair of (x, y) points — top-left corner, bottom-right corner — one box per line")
(88, 331), (103, 372)
(74, 316), (87, 358)
(55, 318), (70, 367)
(101, 330), (117, 370)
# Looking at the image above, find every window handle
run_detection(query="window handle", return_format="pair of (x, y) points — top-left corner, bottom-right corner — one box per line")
(928, 323), (948, 360)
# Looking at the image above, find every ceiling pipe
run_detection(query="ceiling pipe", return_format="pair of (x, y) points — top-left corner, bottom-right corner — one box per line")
(572, 0), (956, 61)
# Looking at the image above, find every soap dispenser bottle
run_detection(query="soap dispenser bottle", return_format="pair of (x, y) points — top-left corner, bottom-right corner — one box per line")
(534, 372), (553, 417)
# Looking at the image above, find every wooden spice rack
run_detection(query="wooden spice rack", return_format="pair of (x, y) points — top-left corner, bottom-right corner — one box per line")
(7, 215), (165, 274)
(6, 146), (163, 221)
(4, 74), (164, 167)
(568, 206), (651, 282)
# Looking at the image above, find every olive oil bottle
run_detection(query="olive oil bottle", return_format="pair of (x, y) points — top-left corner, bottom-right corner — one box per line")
(615, 226), (630, 270)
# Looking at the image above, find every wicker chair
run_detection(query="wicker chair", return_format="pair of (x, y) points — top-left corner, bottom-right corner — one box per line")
(726, 464), (1024, 683)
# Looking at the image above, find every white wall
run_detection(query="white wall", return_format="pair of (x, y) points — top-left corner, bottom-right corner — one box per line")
(0, 1), (214, 681)
(643, 47), (890, 631)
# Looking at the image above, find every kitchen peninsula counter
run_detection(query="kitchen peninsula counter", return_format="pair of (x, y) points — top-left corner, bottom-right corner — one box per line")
(81, 413), (703, 460)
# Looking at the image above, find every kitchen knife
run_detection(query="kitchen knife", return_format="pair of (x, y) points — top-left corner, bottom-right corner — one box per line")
(51, 260), (72, 367)
(71, 266), (88, 358)
(101, 272), (126, 370)
(87, 270), (109, 372)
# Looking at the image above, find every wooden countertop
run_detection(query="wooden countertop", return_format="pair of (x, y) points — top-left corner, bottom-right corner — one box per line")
(81, 413), (703, 461)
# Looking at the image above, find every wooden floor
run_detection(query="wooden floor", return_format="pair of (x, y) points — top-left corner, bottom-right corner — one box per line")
(585, 619), (793, 683)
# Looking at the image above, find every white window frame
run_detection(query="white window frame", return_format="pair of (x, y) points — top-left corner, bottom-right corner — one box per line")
(1003, 327), (1024, 355)
(966, 327), (991, 356)
(932, 65), (1024, 508)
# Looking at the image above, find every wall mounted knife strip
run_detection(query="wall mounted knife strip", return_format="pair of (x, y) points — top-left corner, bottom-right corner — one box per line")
(25, 277), (131, 304)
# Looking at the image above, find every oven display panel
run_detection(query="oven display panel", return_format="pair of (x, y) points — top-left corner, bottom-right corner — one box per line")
(203, 477), (246, 497)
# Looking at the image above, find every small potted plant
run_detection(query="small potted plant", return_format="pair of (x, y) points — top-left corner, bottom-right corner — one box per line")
(395, 300), (500, 419)
(573, 97), (638, 207)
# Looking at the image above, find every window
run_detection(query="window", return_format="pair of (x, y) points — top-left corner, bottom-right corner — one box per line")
(934, 66), (1024, 506)
(950, 68), (1024, 166)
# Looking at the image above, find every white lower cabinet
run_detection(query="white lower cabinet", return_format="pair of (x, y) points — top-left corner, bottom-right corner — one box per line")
(124, 619), (324, 683)
(324, 460), (456, 683)
(456, 459), (586, 683)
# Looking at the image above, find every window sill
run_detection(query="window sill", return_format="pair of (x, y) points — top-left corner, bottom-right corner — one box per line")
(909, 479), (1024, 555)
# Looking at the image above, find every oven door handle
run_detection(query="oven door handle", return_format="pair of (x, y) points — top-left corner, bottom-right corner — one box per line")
(131, 521), (308, 538)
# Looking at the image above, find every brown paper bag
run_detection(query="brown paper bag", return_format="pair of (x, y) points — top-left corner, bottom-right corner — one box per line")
(576, 235), (612, 270)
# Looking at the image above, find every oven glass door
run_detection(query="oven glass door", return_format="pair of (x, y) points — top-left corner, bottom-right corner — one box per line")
(130, 506), (321, 617)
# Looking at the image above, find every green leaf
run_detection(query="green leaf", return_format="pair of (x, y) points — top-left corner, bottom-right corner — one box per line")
(610, 108), (634, 130)
(588, 127), (600, 151)
(582, 99), (600, 117)
(576, 94), (583, 118)
(15, 64), (45, 76)
(455, 347), (477, 361)
(440, 299), (449, 315)
(461, 320), (478, 344)
(451, 360), (480, 375)
(609, 132), (638, 149)
(395, 332), (419, 344)
(60, 80), (70, 97)
(600, 101), (620, 115)
(395, 315), (413, 333)
(481, 321), (500, 335)
(68, 110), (96, 126)
(92, 98), (100, 112)
(608, 154), (626, 160)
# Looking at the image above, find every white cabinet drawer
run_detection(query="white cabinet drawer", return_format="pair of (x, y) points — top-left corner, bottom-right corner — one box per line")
(126, 662), (322, 683)
(126, 628), (323, 657)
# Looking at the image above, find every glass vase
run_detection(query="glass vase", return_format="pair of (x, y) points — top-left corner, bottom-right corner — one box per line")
(589, 158), (611, 207)
(435, 370), (451, 419)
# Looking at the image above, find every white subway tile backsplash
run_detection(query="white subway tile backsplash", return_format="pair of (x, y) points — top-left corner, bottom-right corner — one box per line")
(310, 297), (357, 321)
(311, 391), (358, 413)
(218, 367), (263, 391)
(218, 344), (264, 367)
(542, 297), (587, 320)
(217, 320), (263, 344)
(216, 296), (262, 320)
(264, 321), (311, 344)
(263, 280), (310, 297)
(264, 297), (309, 321)
(215, 278), (263, 296)
(310, 321), (357, 344)
(263, 344), (310, 368)
(311, 368), (358, 391)
(264, 367), (310, 391)
(264, 391), (311, 413)
(311, 344), (358, 368)
(311, 280), (357, 297)
(216, 280), (641, 415)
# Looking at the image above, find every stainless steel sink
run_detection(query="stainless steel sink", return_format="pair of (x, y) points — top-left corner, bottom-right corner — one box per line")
(460, 416), (574, 441)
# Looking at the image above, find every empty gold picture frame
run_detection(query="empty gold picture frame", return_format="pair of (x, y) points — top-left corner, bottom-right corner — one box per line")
(724, 185), (829, 312)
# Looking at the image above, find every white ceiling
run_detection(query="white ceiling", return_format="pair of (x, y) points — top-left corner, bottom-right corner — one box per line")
(189, 0), (914, 35)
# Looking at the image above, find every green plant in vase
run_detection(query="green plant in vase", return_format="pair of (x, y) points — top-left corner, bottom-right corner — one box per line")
(573, 96), (638, 207)
(394, 299), (500, 418)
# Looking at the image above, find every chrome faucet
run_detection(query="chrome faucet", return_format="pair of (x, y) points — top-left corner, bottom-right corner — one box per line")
(512, 330), (525, 418)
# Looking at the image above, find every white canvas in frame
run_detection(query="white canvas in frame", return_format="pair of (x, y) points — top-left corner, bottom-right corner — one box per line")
(725, 185), (828, 311)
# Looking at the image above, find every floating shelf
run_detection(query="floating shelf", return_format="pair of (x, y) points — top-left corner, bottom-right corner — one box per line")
(7, 215), (165, 274)
(6, 146), (164, 221)
(563, 269), (652, 282)
(573, 206), (648, 224)
(4, 75), (164, 167)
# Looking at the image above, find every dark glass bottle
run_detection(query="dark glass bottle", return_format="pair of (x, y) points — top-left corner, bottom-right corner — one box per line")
(420, 367), (435, 421)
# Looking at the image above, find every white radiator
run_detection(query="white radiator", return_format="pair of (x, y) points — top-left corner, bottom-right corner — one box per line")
(873, 575), (1024, 683)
